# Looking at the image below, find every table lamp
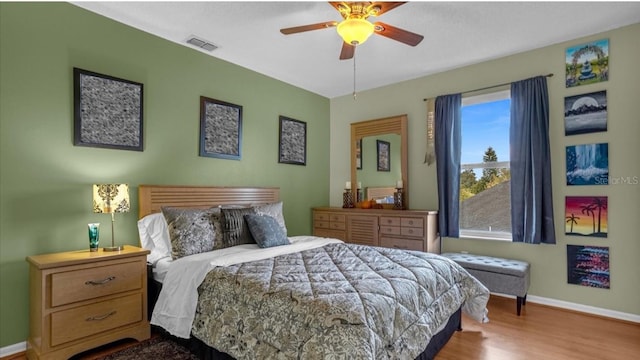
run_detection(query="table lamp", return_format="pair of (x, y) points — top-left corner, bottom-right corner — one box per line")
(93, 184), (130, 251)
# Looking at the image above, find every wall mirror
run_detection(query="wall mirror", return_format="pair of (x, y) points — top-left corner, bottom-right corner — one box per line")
(350, 114), (409, 209)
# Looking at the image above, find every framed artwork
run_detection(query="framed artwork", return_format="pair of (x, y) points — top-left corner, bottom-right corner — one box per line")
(278, 116), (306, 165)
(564, 90), (607, 136)
(566, 143), (608, 185)
(567, 245), (610, 289)
(73, 68), (143, 151)
(199, 96), (242, 160)
(565, 196), (608, 238)
(356, 138), (362, 170)
(377, 140), (390, 172)
(565, 38), (609, 88)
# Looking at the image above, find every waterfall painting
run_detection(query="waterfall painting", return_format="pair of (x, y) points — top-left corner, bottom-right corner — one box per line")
(566, 143), (608, 185)
(567, 245), (609, 289)
(565, 196), (608, 237)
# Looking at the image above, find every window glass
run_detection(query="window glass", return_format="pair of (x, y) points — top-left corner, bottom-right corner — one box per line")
(460, 91), (511, 240)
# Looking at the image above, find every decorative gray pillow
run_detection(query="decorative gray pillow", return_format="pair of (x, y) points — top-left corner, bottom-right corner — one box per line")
(161, 207), (218, 259)
(253, 201), (287, 235)
(221, 207), (257, 247)
(244, 214), (290, 248)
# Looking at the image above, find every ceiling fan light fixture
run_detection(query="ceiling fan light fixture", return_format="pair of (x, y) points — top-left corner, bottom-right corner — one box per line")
(336, 18), (374, 46)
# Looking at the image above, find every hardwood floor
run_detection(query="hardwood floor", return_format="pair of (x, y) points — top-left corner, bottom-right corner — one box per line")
(437, 295), (640, 360)
(5, 295), (639, 360)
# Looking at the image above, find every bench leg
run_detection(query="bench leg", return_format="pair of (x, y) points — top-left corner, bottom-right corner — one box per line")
(516, 295), (527, 316)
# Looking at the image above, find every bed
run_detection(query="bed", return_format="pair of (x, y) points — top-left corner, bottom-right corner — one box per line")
(138, 184), (489, 359)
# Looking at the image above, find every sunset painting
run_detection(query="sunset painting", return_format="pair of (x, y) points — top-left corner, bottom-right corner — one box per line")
(565, 196), (608, 237)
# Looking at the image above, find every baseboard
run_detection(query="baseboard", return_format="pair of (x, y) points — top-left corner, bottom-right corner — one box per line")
(2, 295), (638, 357)
(0, 341), (25, 359)
(493, 293), (640, 323)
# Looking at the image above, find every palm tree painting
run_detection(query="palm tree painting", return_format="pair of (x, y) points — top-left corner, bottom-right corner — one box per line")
(565, 196), (608, 237)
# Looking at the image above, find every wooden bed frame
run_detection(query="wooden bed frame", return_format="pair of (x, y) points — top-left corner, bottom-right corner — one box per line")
(138, 184), (461, 359)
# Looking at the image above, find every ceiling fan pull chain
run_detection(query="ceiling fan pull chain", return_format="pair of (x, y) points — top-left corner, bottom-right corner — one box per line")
(353, 52), (357, 100)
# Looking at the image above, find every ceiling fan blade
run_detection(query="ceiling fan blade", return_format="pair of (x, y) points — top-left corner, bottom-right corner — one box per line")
(373, 21), (424, 46)
(368, 2), (406, 16)
(280, 21), (338, 35)
(339, 42), (355, 60)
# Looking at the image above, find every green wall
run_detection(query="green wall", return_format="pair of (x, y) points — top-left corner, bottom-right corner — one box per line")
(0, 3), (329, 347)
(331, 24), (640, 316)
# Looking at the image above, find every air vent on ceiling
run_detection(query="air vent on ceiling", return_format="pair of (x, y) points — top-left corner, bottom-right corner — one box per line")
(186, 36), (218, 52)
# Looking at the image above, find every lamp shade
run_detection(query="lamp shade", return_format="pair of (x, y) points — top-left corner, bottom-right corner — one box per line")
(93, 184), (130, 214)
(336, 18), (374, 45)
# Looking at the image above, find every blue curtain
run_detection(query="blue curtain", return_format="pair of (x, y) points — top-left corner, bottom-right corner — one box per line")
(510, 76), (556, 244)
(434, 94), (462, 238)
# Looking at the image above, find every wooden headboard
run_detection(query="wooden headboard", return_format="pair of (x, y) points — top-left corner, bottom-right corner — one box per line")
(138, 185), (280, 219)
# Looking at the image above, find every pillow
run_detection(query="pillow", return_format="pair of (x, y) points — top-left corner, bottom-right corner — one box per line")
(221, 207), (257, 247)
(137, 212), (171, 264)
(244, 214), (290, 248)
(253, 201), (287, 235)
(161, 207), (219, 259)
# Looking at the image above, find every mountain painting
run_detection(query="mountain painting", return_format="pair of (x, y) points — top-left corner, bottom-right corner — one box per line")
(564, 90), (607, 136)
(565, 196), (608, 237)
(567, 245), (609, 289)
(566, 143), (608, 185)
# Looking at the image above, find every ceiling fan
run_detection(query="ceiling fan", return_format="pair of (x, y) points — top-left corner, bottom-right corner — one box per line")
(280, 2), (424, 60)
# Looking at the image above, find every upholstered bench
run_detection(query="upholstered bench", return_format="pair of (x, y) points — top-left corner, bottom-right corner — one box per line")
(441, 252), (530, 316)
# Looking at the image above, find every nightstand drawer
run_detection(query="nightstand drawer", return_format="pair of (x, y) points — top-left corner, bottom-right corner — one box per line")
(50, 293), (143, 346)
(51, 261), (143, 307)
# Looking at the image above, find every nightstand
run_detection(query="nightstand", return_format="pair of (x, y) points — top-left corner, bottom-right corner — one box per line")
(26, 245), (150, 360)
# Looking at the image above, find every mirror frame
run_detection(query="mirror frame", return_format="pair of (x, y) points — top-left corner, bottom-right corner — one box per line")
(350, 114), (409, 209)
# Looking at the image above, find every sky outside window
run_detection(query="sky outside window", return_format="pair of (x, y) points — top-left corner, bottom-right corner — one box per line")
(461, 98), (510, 165)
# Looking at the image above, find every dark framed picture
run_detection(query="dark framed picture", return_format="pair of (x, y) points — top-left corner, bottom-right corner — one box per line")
(278, 116), (306, 166)
(377, 140), (390, 172)
(73, 68), (143, 151)
(199, 96), (242, 160)
(356, 138), (362, 170)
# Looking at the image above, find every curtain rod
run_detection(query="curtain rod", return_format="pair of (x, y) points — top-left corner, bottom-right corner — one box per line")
(423, 73), (554, 101)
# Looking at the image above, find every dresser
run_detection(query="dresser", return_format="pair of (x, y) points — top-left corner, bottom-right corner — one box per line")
(26, 245), (150, 360)
(312, 207), (440, 253)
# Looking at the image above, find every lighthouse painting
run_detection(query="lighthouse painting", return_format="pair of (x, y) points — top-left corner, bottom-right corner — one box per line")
(566, 143), (609, 186)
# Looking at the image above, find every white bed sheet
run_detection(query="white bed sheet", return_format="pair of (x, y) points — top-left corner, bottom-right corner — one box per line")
(150, 236), (343, 338)
(152, 256), (172, 283)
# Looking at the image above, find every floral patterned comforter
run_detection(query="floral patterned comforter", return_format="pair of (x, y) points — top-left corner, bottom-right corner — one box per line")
(191, 243), (489, 359)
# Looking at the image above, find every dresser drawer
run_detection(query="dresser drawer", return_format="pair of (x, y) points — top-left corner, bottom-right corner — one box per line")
(401, 217), (424, 228)
(401, 227), (424, 238)
(329, 214), (346, 223)
(314, 220), (330, 229)
(314, 212), (330, 222)
(380, 217), (401, 226)
(380, 226), (401, 236)
(330, 221), (346, 230)
(380, 237), (423, 251)
(51, 261), (143, 307)
(50, 293), (143, 346)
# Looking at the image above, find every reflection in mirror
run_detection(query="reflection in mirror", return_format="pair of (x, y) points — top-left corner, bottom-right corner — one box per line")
(350, 114), (408, 209)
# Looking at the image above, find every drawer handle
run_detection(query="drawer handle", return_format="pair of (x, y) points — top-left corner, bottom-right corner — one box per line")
(86, 310), (116, 322)
(85, 276), (116, 286)
(393, 245), (408, 249)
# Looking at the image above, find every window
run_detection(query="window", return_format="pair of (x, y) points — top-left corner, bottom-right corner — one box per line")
(459, 90), (511, 240)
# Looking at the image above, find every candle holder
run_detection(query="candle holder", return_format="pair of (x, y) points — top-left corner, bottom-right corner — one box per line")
(357, 188), (363, 203)
(393, 188), (405, 210)
(343, 189), (355, 208)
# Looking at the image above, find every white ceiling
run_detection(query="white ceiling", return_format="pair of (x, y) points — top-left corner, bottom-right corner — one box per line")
(72, 1), (640, 98)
